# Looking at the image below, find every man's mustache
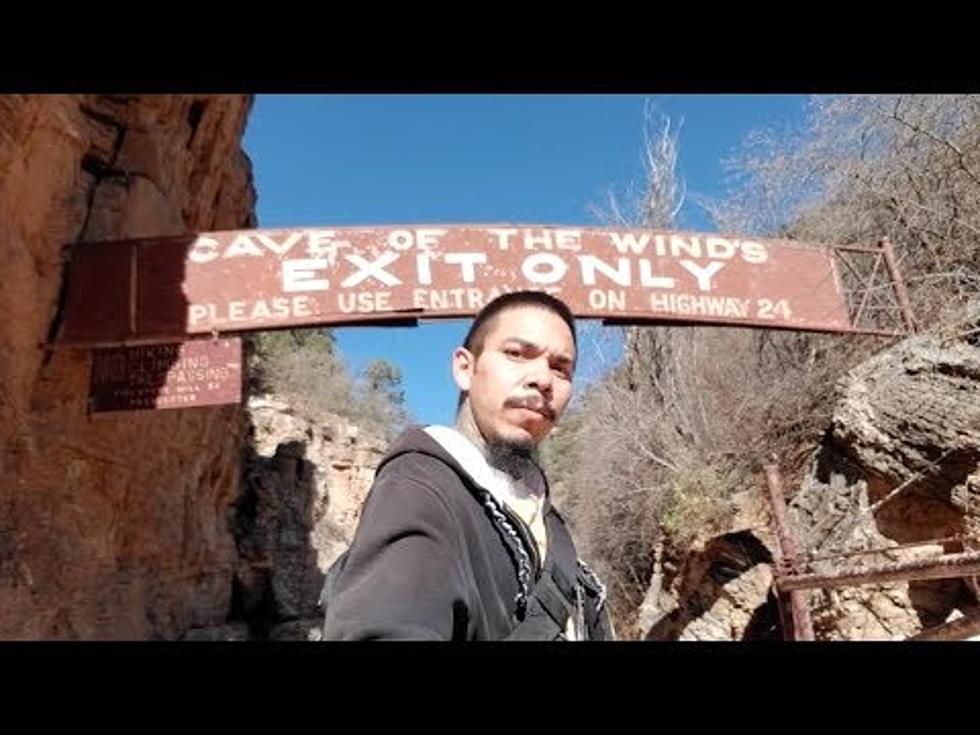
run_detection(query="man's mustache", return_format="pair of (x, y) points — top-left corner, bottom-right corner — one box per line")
(505, 396), (557, 421)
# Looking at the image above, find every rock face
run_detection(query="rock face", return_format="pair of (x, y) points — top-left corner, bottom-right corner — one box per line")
(832, 334), (980, 498)
(639, 331), (980, 641)
(226, 396), (386, 640)
(641, 492), (780, 641)
(0, 95), (256, 639)
(788, 333), (980, 640)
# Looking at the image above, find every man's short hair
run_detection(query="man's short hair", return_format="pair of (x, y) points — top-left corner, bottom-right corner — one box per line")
(463, 290), (578, 359)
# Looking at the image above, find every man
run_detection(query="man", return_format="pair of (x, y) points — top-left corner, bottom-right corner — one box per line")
(322, 291), (612, 640)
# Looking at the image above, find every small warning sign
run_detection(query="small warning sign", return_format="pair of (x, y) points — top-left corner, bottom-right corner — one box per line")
(89, 338), (242, 412)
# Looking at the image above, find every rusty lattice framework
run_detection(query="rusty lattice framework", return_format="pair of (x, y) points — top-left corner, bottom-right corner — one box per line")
(832, 238), (917, 335)
(765, 458), (980, 642)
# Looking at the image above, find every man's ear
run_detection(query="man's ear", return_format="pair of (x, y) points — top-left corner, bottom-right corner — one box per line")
(452, 347), (475, 392)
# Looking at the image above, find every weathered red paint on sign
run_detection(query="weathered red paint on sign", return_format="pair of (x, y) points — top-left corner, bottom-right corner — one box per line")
(58, 225), (853, 346)
(88, 338), (242, 412)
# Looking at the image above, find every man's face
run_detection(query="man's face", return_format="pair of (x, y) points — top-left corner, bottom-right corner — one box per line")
(453, 305), (575, 448)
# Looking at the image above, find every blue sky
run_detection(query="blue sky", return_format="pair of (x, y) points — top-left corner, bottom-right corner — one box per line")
(243, 94), (808, 425)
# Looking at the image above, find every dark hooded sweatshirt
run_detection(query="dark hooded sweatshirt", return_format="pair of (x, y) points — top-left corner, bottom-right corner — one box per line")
(322, 426), (611, 641)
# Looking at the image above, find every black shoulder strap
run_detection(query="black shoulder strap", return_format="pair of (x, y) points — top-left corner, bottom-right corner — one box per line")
(504, 566), (577, 641)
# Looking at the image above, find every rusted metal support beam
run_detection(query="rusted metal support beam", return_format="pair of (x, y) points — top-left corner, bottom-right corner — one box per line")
(763, 459), (815, 641)
(777, 550), (980, 592)
(806, 532), (979, 565)
(879, 237), (917, 333)
(834, 245), (893, 254)
(910, 607), (980, 641)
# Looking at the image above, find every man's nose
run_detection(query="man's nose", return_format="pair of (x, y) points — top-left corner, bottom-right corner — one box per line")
(524, 358), (553, 394)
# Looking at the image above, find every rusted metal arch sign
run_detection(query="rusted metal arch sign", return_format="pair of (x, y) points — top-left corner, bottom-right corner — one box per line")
(56, 224), (912, 345)
(54, 224), (914, 412)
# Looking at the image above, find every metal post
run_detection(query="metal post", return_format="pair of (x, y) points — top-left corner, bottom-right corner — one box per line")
(879, 237), (917, 333)
(763, 457), (816, 641)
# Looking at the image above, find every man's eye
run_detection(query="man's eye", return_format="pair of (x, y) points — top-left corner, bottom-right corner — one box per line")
(504, 347), (522, 358)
